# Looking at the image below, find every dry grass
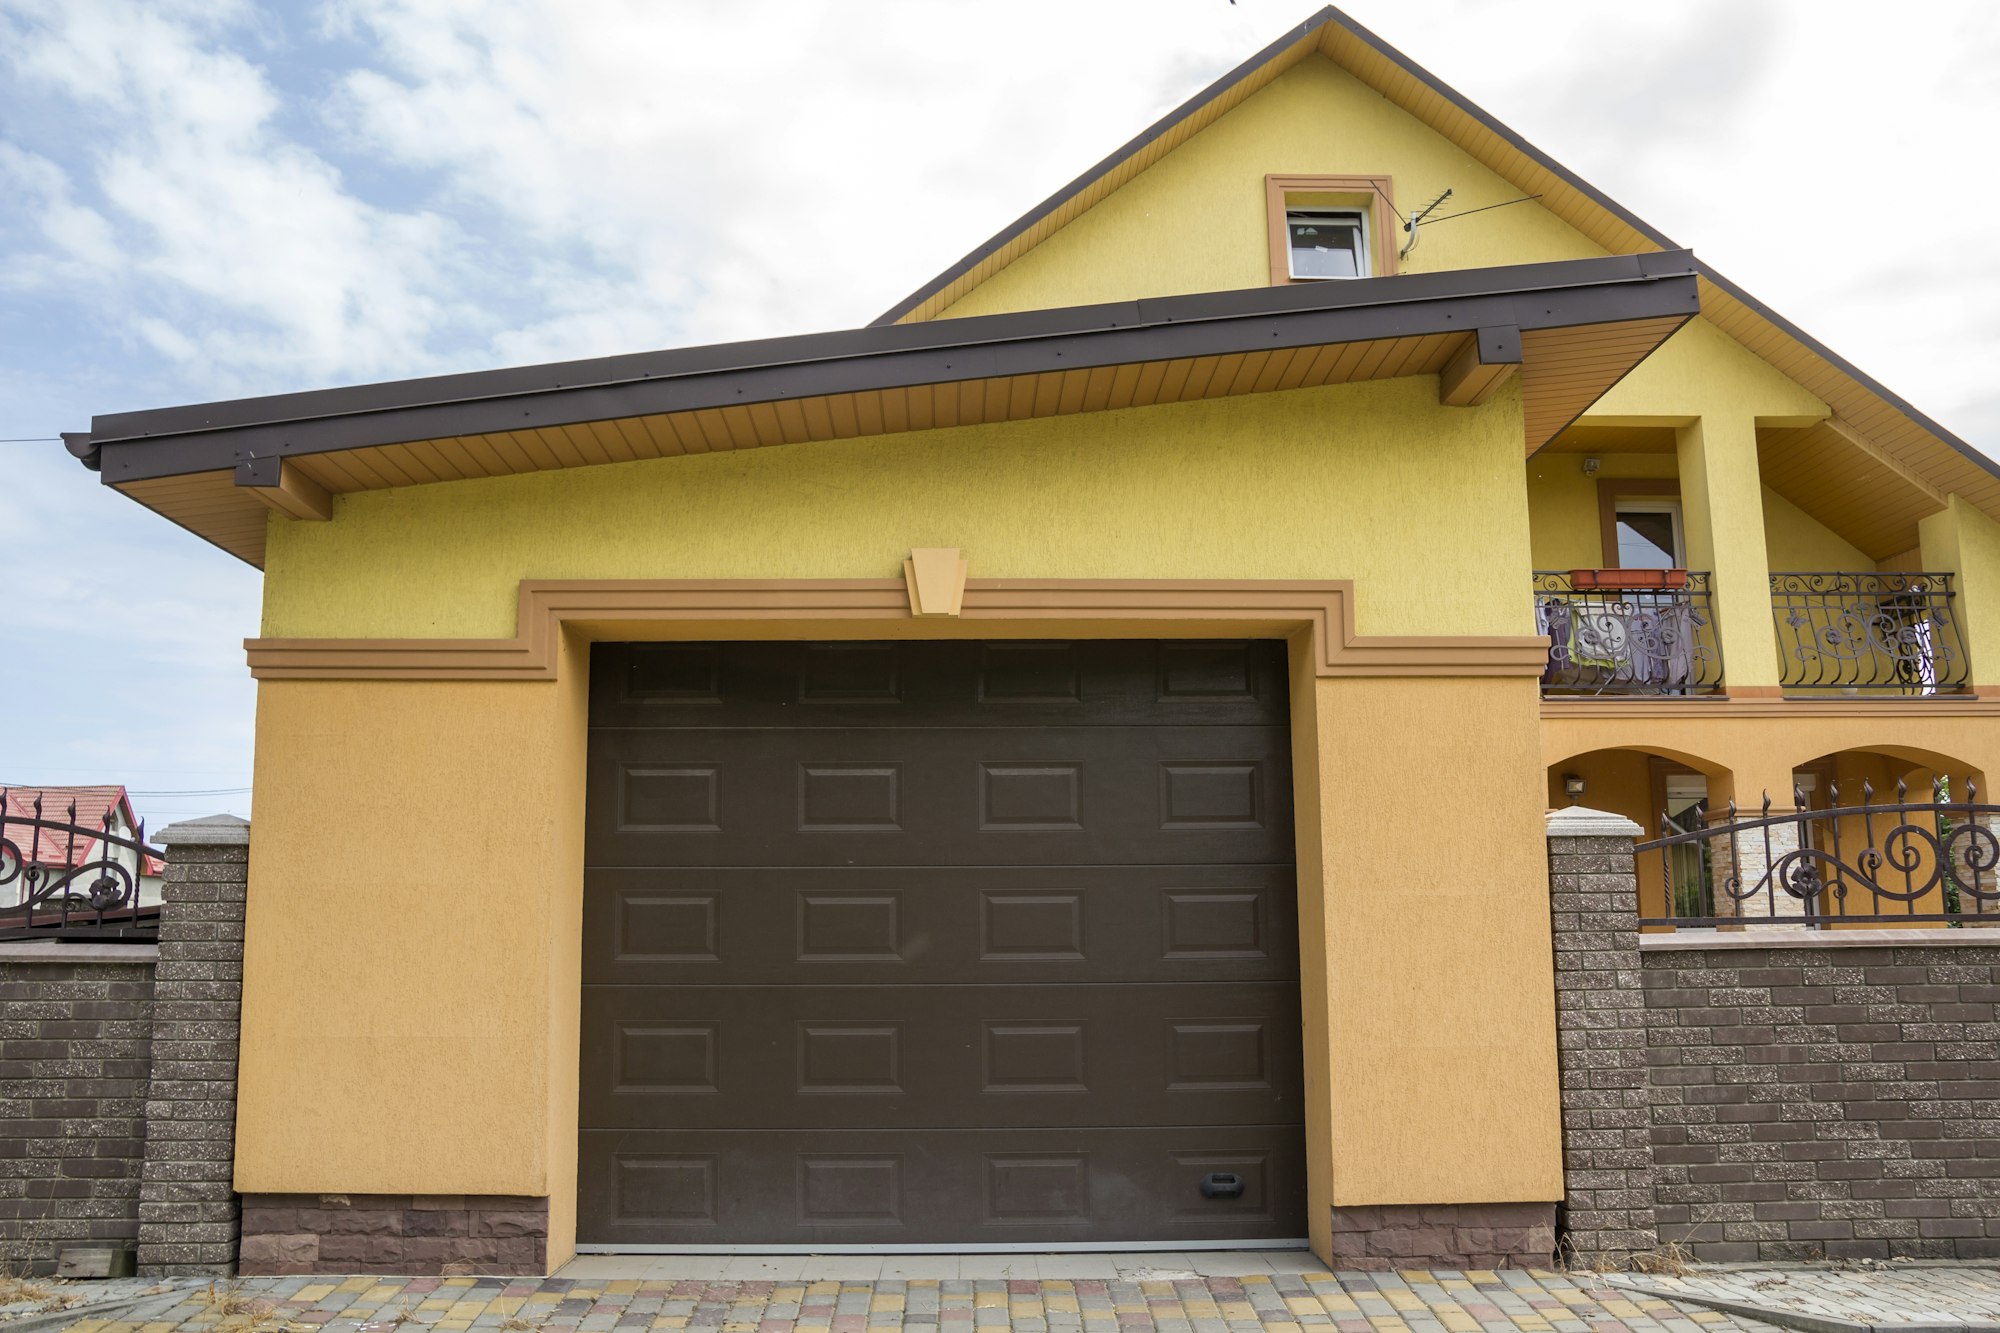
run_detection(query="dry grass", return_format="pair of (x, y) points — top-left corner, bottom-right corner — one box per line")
(499, 1317), (537, 1331)
(1627, 1241), (1697, 1276)
(0, 1259), (83, 1314)
(194, 1280), (313, 1332)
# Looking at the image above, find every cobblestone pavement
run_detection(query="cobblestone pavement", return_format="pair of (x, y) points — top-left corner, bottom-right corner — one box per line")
(1612, 1267), (2000, 1328)
(59, 1268), (1781, 1333)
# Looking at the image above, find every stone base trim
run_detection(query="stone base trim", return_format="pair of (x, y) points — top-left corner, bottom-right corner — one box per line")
(1328, 1203), (1557, 1269)
(238, 1194), (549, 1275)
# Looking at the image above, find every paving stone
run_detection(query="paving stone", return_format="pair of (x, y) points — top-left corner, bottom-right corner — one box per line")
(65, 1266), (1976, 1333)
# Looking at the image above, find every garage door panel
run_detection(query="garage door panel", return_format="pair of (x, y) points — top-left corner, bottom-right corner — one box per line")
(581, 982), (1303, 1130)
(580, 640), (1304, 1247)
(577, 1127), (1308, 1247)
(586, 725), (1293, 867)
(583, 864), (1299, 985)
(588, 640), (1290, 730)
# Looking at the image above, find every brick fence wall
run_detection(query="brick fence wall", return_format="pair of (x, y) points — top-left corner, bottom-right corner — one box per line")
(0, 948), (157, 1274)
(1643, 939), (2000, 1261)
(1548, 807), (2000, 1265)
(0, 816), (248, 1277)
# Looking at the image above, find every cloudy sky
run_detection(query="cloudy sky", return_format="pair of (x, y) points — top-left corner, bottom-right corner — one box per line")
(2, 0), (1996, 830)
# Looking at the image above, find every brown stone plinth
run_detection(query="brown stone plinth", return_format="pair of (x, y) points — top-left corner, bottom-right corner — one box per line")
(1328, 1202), (1557, 1269)
(237, 1194), (548, 1275)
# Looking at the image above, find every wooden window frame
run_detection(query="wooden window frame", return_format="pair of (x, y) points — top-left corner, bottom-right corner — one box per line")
(1265, 175), (1399, 287)
(1594, 479), (1682, 568)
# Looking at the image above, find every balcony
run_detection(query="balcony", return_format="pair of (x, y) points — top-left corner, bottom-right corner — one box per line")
(1771, 570), (1968, 695)
(1534, 569), (1972, 699)
(1534, 570), (1723, 697)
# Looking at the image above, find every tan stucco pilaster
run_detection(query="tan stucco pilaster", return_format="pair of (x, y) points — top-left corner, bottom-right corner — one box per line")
(1677, 414), (1780, 692)
(1920, 495), (2000, 690)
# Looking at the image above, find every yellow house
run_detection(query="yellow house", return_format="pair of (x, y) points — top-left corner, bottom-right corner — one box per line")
(64, 6), (2000, 1275)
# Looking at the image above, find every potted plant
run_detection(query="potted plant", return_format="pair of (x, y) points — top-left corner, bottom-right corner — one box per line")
(1568, 567), (1689, 591)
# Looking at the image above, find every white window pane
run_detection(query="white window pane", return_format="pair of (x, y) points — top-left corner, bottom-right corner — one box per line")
(1615, 511), (1678, 568)
(1287, 212), (1364, 279)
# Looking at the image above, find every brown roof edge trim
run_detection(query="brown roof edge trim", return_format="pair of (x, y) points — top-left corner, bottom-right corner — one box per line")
(868, 4), (1678, 327)
(1695, 261), (1999, 482)
(86, 249), (1692, 451)
(91, 253), (1699, 486)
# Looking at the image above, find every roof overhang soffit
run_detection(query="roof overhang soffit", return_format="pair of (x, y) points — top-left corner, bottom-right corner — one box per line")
(80, 254), (1699, 566)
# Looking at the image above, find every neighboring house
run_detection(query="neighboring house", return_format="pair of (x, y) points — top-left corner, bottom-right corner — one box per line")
(57, 7), (2000, 1275)
(1, 784), (166, 911)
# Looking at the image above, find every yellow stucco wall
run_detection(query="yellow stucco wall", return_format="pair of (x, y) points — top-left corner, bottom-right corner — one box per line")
(1523, 451), (1871, 576)
(237, 663), (586, 1193)
(1543, 709), (2000, 816)
(936, 57), (1607, 320)
(1922, 496), (2000, 688)
(262, 377), (1535, 641)
(1763, 488), (1872, 571)
(1317, 676), (1562, 1208)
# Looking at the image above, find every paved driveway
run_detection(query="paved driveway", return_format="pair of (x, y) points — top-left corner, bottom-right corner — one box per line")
(58, 1266), (1771, 1333)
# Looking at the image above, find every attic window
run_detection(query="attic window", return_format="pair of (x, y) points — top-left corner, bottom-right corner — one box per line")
(1286, 209), (1368, 280)
(1265, 175), (1398, 286)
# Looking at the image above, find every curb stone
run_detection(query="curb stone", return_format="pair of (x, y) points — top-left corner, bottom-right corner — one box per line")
(0, 1283), (209, 1333)
(1604, 1278), (2000, 1333)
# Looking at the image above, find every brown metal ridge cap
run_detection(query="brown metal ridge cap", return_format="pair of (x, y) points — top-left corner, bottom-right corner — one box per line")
(1695, 261), (2000, 483)
(869, 5), (1678, 327)
(88, 253), (1699, 486)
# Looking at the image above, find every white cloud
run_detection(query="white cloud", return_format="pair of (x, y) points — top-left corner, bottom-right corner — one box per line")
(0, 0), (468, 393)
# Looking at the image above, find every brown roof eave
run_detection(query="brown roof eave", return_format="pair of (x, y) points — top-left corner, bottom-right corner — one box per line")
(84, 250), (1698, 487)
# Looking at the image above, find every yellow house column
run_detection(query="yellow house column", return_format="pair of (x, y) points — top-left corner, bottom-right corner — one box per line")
(1920, 495), (2000, 693)
(1676, 415), (1780, 695)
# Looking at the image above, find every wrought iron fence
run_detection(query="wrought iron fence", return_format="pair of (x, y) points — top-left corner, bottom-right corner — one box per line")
(1770, 571), (1968, 693)
(0, 790), (163, 941)
(1635, 777), (2000, 928)
(1533, 571), (1724, 696)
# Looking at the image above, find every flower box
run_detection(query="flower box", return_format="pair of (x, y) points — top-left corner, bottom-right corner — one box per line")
(1567, 567), (1688, 591)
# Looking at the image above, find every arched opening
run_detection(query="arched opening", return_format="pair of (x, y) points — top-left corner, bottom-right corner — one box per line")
(1782, 745), (1994, 928)
(1548, 746), (1728, 925)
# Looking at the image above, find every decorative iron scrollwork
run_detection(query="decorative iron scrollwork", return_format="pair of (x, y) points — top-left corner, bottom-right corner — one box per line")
(0, 790), (163, 940)
(1639, 777), (2000, 928)
(1770, 571), (1967, 693)
(1534, 572), (1723, 696)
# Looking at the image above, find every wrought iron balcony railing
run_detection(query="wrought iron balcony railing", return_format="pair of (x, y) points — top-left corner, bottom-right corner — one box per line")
(1771, 570), (1968, 694)
(1533, 570), (1724, 696)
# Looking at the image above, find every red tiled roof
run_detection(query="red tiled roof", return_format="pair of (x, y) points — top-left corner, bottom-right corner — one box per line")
(1, 785), (165, 875)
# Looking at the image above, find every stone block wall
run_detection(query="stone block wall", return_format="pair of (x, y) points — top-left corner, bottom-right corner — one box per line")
(0, 948), (157, 1275)
(137, 821), (250, 1276)
(1546, 806), (2000, 1265)
(1545, 811), (1659, 1266)
(1328, 1203), (1556, 1270)
(238, 1195), (549, 1276)
(1644, 941), (2000, 1261)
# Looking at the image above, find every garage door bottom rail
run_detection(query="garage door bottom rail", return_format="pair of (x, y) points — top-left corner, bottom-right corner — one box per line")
(570, 1239), (1313, 1254)
(578, 1127), (1307, 1249)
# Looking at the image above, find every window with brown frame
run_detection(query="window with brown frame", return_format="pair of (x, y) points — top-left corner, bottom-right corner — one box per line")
(1264, 174), (1399, 286)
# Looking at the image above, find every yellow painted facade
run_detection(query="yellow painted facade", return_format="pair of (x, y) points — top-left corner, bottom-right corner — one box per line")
(261, 377), (1534, 641)
(223, 43), (2000, 1274)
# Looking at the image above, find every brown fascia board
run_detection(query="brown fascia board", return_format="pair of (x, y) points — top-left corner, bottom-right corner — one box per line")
(873, 5), (1997, 483)
(83, 251), (1699, 487)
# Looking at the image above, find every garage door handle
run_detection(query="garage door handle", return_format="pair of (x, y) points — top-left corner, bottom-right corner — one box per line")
(1200, 1172), (1245, 1199)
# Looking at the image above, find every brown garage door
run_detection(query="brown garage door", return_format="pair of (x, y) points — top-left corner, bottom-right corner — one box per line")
(579, 640), (1305, 1247)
